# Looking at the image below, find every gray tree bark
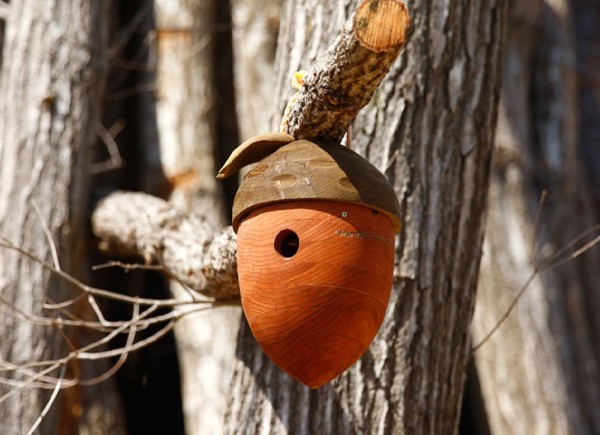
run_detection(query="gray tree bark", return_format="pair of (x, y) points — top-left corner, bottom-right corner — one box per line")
(0, 1), (125, 434)
(472, 0), (600, 433)
(224, 1), (508, 434)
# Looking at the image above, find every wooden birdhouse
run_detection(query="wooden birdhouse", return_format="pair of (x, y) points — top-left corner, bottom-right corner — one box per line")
(218, 133), (401, 389)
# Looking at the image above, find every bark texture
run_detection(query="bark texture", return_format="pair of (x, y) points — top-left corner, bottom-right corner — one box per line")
(154, 0), (224, 218)
(231, 0), (281, 139)
(154, 1), (241, 434)
(472, 1), (600, 433)
(225, 1), (507, 434)
(92, 191), (239, 300)
(0, 1), (124, 433)
(280, 0), (409, 142)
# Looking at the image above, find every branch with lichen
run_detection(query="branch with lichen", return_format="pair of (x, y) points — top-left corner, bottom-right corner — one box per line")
(282, 0), (409, 141)
(91, 0), (410, 299)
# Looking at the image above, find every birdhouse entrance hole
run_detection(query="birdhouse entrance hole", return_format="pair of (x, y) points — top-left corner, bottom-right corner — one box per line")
(274, 229), (299, 258)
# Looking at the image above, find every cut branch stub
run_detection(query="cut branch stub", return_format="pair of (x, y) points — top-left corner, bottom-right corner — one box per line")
(354, 0), (409, 51)
(282, 0), (410, 142)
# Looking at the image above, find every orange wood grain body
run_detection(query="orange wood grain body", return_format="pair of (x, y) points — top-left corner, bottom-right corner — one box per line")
(237, 200), (395, 389)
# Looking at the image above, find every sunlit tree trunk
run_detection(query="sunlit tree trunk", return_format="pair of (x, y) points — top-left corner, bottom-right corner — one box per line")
(472, 0), (600, 433)
(0, 1), (125, 433)
(153, 1), (241, 434)
(231, 0), (280, 140)
(225, 1), (508, 433)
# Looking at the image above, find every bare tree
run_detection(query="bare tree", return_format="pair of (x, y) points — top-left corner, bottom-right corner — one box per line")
(152, 1), (241, 433)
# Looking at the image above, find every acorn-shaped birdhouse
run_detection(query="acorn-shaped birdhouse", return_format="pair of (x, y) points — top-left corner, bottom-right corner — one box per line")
(218, 133), (401, 389)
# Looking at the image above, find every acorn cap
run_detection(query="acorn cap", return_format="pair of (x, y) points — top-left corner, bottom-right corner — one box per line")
(231, 139), (401, 233)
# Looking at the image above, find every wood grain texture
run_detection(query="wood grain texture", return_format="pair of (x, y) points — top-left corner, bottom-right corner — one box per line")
(237, 201), (395, 388)
(280, 0), (410, 142)
(217, 132), (294, 179)
(354, 0), (409, 51)
(232, 140), (402, 232)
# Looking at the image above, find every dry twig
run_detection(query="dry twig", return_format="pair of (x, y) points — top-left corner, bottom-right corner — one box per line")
(0, 233), (234, 404)
(471, 195), (600, 353)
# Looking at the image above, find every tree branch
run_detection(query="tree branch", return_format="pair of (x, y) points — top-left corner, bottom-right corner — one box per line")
(91, 191), (239, 300)
(282, 0), (410, 141)
(90, 0), (410, 297)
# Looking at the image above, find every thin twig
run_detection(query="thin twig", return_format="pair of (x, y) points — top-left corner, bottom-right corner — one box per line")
(0, 358), (66, 406)
(87, 294), (109, 325)
(25, 364), (66, 435)
(92, 121), (125, 174)
(0, 304), (157, 395)
(43, 293), (87, 310)
(537, 224), (600, 270)
(0, 236), (201, 307)
(92, 260), (165, 272)
(471, 272), (537, 353)
(79, 303), (139, 386)
(472, 222), (600, 352)
(0, 193), (237, 409)
(31, 200), (61, 271)
(0, 295), (216, 333)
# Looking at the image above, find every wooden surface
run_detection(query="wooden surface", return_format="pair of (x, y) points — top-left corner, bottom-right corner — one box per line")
(217, 132), (294, 179)
(354, 0), (409, 51)
(226, 0), (508, 432)
(232, 139), (402, 232)
(236, 201), (395, 388)
(280, 0), (410, 142)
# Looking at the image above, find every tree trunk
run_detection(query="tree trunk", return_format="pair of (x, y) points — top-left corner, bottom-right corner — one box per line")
(0, 1), (125, 433)
(472, 0), (600, 433)
(231, 0), (281, 140)
(225, 1), (507, 433)
(154, 1), (240, 433)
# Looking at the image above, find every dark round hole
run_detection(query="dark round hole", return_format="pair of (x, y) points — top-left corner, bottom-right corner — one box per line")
(274, 229), (299, 258)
